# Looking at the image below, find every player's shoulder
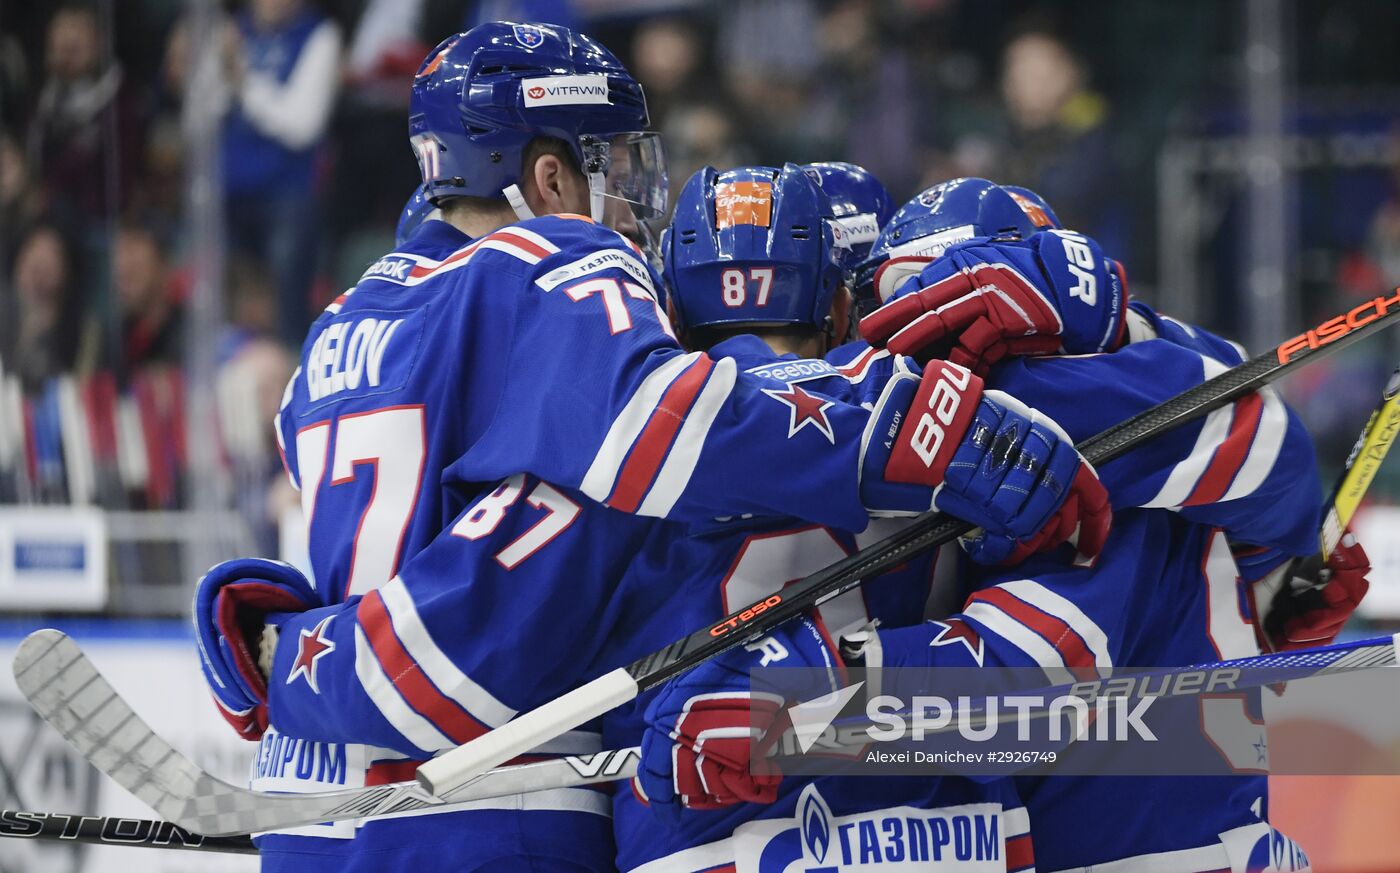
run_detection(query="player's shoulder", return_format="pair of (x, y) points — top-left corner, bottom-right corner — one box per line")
(513, 214), (658, 295)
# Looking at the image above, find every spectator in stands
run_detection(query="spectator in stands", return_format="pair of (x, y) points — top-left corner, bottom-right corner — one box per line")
(113, 223), (182, 377)
(990, 27), (1125, 253)
(0, 135), (42, 258)
(5, 224), (80, 392)
(631, 17), (703, 129)
(26, 4), (141, 228)
(217, 0), (342, 349)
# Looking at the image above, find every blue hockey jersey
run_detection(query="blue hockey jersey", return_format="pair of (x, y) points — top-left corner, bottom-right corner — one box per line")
(862, 309), (1321, 872)
(273, 215), (892, 609)
(257, 214), (903, 867)
(601, 336), (1033, 873)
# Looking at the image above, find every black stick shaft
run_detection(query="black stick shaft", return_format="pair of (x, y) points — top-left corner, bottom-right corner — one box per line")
(0, 809), (257, 854)
(625, 292), (1400, 690)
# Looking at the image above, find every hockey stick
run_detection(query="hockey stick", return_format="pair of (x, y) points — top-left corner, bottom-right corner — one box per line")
(15, 296), (1400, 835)
(1253, 361), (1400, 636)
(0, 809), (256, 854)
(416, 293), (1400, 795)
(12, 630), (639, 838)
(16, 626), (1400, 836)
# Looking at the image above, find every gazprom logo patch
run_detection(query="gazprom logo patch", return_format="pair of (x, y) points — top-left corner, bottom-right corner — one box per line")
(522, 74), (610, 107)
(801, 785), (833, 863)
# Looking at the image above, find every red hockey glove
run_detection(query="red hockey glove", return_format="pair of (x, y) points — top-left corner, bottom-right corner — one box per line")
(860, 233), (1128, 375)
(635, 617), (842, 814)
(193, 558), (319, 740)
(1261, 532), (1371, 652)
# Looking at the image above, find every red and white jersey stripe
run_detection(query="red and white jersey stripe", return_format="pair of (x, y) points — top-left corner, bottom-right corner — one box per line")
(833, 346), (892, 385)
(325, 226), (561, 315)
(1143, 354), (1287, 510)
(963, 579), (1113, 682)
(353, 576), (517, 751)
(580, 351), (739, 517)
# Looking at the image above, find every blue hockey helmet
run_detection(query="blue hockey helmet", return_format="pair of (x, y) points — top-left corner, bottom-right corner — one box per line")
(408, 22), (666, 224)
(800, 162), (894, 269)
(663, 164), (845, 332)
(855, 177), (1058, 305)
(396, 183), (442, 246)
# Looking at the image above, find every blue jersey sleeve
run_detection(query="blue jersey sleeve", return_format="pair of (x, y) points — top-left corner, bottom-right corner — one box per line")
(463, 217), (874, 531)
(988, 339), (1321, 554)
(265, 474), (671, 757)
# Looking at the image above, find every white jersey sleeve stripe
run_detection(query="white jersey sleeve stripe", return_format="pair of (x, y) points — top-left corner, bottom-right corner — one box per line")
(995, 579), (1113, 671)
(473, 238), (547, 265)
(1143, 355), (1233, 508)
(580, 352), (697, 503)
(499, 225), (562, 254)
(1220, 387), (1287, 502)
(353, 626), (455, 752)
(378, 578), (517, 727)
(636, 357), (738, 517)
(962, 601), (1070, 682)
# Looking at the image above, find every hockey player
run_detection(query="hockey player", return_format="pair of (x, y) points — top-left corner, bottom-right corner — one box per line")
(837, 178), (1369, 869)
(609, 163), (1035, 871)
(196, 162), (1335, 870)
(193, 22), (1112, 871)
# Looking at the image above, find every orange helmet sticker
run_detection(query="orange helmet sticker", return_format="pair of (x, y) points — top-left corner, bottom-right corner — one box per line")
(714, 182), (774, 229)
(417, 38), (458, 78)
(1007, 190), (1053, 229)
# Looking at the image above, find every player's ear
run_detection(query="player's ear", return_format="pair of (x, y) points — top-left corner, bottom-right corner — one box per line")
(526, 153), (589, 218)
(829, 286), (853, 348)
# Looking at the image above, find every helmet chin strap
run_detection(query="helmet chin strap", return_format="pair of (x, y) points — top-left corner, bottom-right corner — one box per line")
(588, 172), (607, 223)
(505, 177), (606, 223)
(503, 184), (535, 221)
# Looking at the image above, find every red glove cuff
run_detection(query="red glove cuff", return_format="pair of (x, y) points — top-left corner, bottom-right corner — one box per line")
(885, 361), (983, 486)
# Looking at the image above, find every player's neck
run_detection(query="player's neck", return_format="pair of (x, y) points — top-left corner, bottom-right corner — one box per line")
(446, 211), (514, 239)
(759, 332), (826, 359)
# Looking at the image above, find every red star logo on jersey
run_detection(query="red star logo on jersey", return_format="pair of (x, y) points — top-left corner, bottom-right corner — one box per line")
(286, 616), (335, 694)
(762, 383), (836, 443)
(927, 618), (984, 666)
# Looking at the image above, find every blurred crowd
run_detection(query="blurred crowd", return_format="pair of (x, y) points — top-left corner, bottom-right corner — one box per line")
(2, 0), (1400, 577)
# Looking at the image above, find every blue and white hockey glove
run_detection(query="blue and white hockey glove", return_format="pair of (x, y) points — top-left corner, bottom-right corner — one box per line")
(636, 616), (843, 815)
(860, 359), (1111, 563)
(861, 231), (1128, 375)
(193, 558), (318, 740)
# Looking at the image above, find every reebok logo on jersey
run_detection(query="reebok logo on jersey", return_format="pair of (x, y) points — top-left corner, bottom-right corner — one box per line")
(714, 181), (773, 229)
(362, 257), (414, 282)
(747, 358), (837, 384)
(521, 74), (610, 107)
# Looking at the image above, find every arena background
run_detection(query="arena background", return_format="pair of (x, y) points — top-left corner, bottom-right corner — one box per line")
(1, 0), (1398, 869)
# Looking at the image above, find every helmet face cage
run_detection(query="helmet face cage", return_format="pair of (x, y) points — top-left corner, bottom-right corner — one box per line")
(664, 164), (845, 333)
